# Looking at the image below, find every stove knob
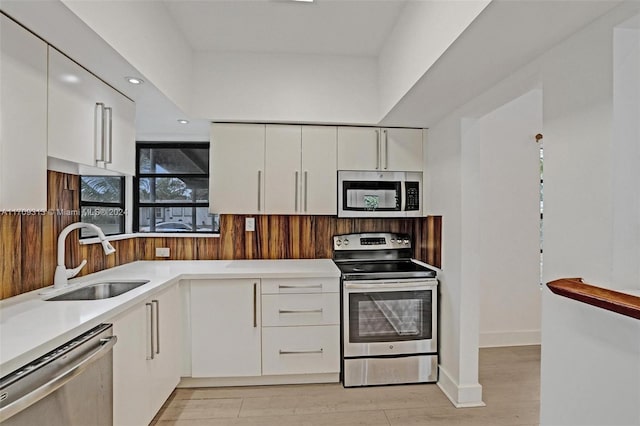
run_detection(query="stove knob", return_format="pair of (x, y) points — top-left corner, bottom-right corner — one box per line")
(403, 239), (409, 245)
(390, 238), (395, 243)
(344, 239), (350, 245)
(336, 239), (342, 246)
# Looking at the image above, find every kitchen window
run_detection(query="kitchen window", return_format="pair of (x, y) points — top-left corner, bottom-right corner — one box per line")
(134, 142), (219, 234)
(79, 176), (126, 238)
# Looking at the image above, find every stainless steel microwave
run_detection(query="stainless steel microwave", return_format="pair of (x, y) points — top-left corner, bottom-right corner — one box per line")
(338, 171), (422, 218)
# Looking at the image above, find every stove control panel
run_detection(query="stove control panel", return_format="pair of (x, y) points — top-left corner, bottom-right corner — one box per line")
(333, 233), (411, 250)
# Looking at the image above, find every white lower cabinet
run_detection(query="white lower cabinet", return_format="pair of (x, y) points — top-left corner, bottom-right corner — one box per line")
(188, 277), (340, 383)
(112, 285), (180, 426)
(190, 279), (262, 377)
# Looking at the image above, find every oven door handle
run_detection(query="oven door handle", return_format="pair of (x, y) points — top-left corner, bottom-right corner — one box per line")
(344, 280), (436, 290)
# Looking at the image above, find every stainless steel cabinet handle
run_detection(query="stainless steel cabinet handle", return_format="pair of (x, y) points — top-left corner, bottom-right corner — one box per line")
(94, 103), (105, 164)
(279, 349), (323, 355)
(104, 107), (113, 165)
(146, 303), (154, 360)
(0, 335), (117, 422)
(304, 171), (308, 212)
(294, 171), (299, 212)
(253, 282), (257, 328)
(383, 129), (388, 170)
(152, 299), (160, 355)
(278, 309), (323, 314)
(278, 284), (322, 289)
(375, 129), (380, 170)
(257, 171), (262, 212)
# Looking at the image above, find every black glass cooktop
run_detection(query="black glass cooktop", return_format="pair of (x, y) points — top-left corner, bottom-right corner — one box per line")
(336, 260), (437, 280)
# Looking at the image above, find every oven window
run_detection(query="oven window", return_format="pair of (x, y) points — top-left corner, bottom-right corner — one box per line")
(348, 290), (432, 343)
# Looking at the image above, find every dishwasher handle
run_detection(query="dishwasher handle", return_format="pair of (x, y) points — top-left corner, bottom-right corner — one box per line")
(0, 335), (117, 423)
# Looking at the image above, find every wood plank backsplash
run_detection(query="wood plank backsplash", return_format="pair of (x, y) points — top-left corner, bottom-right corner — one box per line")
(0, 171), (442, 300)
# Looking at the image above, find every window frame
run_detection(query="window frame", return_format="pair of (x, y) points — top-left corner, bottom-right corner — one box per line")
(78, 175), (126, 238)
(133, 142), (215, 234)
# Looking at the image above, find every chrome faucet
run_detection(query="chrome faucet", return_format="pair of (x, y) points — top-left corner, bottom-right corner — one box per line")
(54, 222), (116, 289)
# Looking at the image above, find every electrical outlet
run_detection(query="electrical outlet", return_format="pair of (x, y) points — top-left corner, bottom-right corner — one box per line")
(155, 247), (170, 257)
(245, 217), (255, 232)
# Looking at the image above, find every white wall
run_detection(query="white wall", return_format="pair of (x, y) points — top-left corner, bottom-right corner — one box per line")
(377, 0), (489, 120)
(465, 90), (543, 348)
(61, 0), (194, 113)
(191, 52), (378, 124)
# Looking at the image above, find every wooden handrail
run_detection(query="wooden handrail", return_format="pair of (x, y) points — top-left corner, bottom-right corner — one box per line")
(547, 278), (640, 320)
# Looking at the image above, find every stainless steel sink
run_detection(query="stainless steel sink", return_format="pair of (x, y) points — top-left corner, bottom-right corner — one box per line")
(46, 281), (150, 301)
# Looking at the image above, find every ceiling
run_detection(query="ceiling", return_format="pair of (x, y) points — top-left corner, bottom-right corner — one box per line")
(163, 0), (407, 56)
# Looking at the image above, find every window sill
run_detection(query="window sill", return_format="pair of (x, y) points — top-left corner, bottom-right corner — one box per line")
(79, 232), (220, 245)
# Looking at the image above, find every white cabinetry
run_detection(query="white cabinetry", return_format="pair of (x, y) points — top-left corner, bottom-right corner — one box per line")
(210, 123), (265, 214)
(112, 285), (180, 426)
(0, 15), (47, 210)
(190, 279), (261, 377)
(48, 47), (135, 175)
(337, 126), (423, 172)
(261, 278), (340, 377)
(211, 123), (337, 215)
(264, 125), (337, 215)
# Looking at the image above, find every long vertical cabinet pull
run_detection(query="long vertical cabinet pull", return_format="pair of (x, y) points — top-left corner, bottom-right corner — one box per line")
(375, 129), (380, 170)
(94, 103), (105, 165)
(253, 282), (258, 328)
(146, 302), (154, 360)
(104, 107), (113, 164)
(383, 129), (388, 170)
(257, 171), (262, 212)
(294, 171), (299, 212)
(152, 299), (160, 355)
(304, 171), (308, 212)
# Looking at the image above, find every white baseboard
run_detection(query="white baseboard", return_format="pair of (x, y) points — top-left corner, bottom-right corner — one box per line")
(479, 330), (541, 348)
(437, 366), (485, 408)
(178, 373), (339, 388)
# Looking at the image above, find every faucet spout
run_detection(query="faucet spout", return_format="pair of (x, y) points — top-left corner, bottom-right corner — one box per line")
(54, 222), (116, 289)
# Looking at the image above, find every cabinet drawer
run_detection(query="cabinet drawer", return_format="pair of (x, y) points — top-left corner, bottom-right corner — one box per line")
(262, 294), (339, 326)
(262, 326), (340, 375)
(261, 278), (339, 294)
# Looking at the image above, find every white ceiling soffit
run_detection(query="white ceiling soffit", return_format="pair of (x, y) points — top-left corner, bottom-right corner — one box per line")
(163, 0), (407, 56)
(380, 0), (625, 127)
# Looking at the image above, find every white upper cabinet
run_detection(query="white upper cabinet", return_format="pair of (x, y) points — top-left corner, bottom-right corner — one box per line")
(212, 123), (337, 215)
(48, 47), (135, 175)
(301, 126), (337, 215)
(210, 123), (265, 214)
(0, 15), (47, 211)
(337, 126), (424, 172)
(265, 124), (302, 214)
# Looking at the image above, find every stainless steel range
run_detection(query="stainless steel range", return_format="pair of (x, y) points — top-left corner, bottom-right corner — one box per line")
(333, 232), (438, 387)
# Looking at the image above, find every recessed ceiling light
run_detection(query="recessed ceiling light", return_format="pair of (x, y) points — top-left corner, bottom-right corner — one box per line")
(177, 119), (189, 124)
(293, 0), (314, 2)
(126, 77), (144, 85)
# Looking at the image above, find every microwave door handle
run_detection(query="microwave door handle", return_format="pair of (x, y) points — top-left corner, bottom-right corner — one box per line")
(400, 180), (407, 212)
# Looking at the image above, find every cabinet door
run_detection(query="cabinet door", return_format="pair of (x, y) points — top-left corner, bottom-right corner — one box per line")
(265, 124), (302, 214)
(103, 88), (135, 175)
(210, 123), (265, 214)
(0, 15), (47, 210)
(191, 279), (262, 377)
(148, 285), (181, 417)
(48, 47), (104, 167)
(383, 128), (423, 171)
(112, 303), (152, 426)
(337, 127), (380, 170)
(301, 126), (337, 215)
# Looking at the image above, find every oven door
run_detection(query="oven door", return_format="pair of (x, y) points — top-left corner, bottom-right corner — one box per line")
(343, 279), (437, 357)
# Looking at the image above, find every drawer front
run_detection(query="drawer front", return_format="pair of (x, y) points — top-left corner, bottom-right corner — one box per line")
(262, 294), (339, 326)
(261, 278), (339, 294)
(262, 326), (340, 375)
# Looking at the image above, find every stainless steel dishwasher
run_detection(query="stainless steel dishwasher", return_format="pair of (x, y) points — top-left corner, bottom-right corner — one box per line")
(0, 323), (117, 425)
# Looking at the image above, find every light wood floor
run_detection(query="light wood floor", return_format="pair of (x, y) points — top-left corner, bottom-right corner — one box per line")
(151, 345), (540, 426)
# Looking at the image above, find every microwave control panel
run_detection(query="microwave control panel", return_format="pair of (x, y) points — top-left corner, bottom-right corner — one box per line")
(405, 182), (420, 211)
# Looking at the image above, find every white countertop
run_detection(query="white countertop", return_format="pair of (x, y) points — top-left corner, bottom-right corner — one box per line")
(0, 259), (340, 377)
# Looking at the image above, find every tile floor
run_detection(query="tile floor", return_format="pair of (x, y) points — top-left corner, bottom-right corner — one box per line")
(151, 345), (540, 426)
